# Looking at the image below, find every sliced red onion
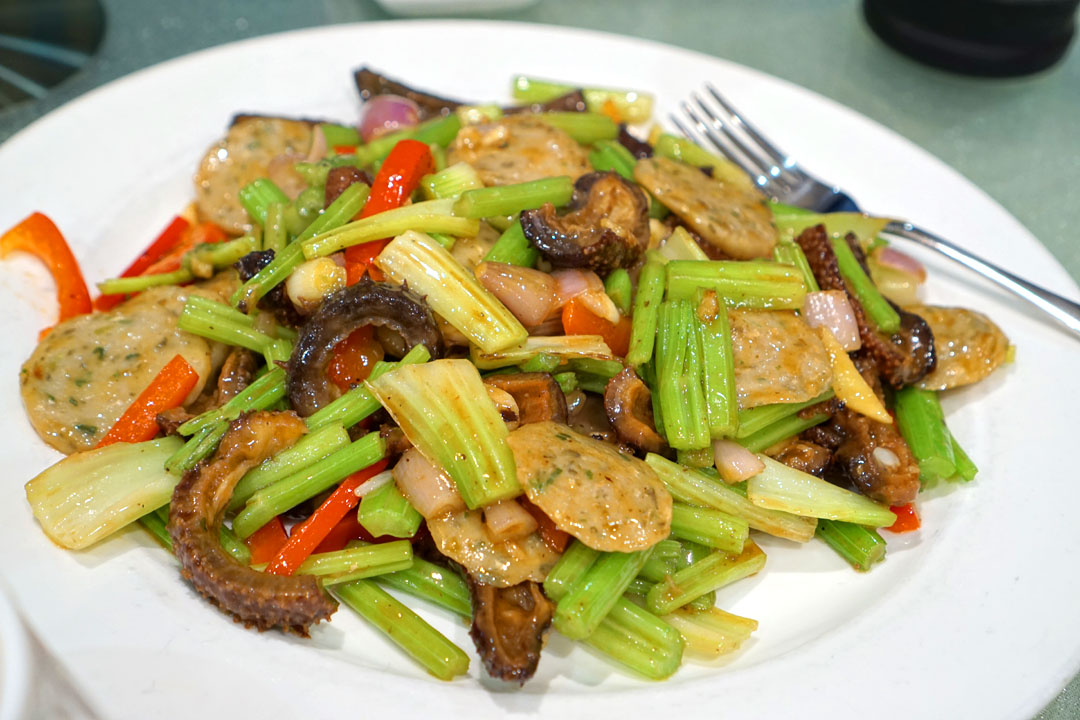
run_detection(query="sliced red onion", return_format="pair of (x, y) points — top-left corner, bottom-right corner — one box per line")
(713, 439), (765, 483)
(475, 261), (558, 327)
(802, 290), (862, 351)
(482, 499), (538, 543)
(359, 94), (420, 143)
(550, 269), (620, 323)
(355, 470), (394, 498)
(876, 247), (926, 282)
(391, 448), (465, 520)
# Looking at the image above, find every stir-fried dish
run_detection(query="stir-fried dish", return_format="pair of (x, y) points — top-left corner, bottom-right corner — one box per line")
(7, 70), (1011, 684)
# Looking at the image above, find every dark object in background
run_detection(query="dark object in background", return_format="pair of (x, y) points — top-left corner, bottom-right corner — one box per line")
(0, 0), (105, 109)
(864, 0), (1079, 76)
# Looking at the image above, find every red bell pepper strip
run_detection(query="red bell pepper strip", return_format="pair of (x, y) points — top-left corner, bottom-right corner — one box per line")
(886, 503), (921, 533)
(265, 459), (389, 576)
(246, 516), (290, 565)
(344, 139), (434, 283)
(95, 354), (200, 448)
(561, 297), (632, 357)
(327, 325), (384, 392)
(94, 216), (190, 311)
(140, 221), (227, 276)
(0, 212), (91, 324)
(333, 144), (358, 156)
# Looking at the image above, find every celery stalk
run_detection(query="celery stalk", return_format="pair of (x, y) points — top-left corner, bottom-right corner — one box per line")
(663, 606), (758, 658)
(358, 480), (423, 538)
(334, 580), (470, 681)
(554, 548), (654, 640)
(646, 541), (766, 615)
(233, 433), (385, 538)
(238, 178), (289, 226)
(421, 161), (483, 200)
(452, 176), (573, 218)
(736, 389), (835, 439)
(379, 557), (472, 617)
(482, 221), (538, 267)
(375, 231), (527, 353)
(470, 335), (615, 370)
(698, 304), (738, 439)
(511, 76), (654, 124)
(670, 502), (749, 554)
(893, 386), (957, 484)
(626, 257), (665, 367)
(739, 411), (831, 453)
(831, 236), (900, 333)
(645, 453), (818, 542)
(367, 360), (520, 509)
(747, 455), (897, 526)
(773, 239), (820, 293)
(26, 437), (184, 550)
(534, 112), (618, 144)
(659, 226), (710, 262)
(288, 542), (414, 585)
(816, 519), (886, 571)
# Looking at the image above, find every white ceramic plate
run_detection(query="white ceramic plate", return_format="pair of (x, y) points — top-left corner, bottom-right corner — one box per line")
(1, 21), (1078, 720)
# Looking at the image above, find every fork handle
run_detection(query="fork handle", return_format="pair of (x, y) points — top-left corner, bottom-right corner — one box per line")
(883, 221), (1080, 340)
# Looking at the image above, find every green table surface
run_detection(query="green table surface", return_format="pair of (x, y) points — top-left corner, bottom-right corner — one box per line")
(0, 1), (1076, 716)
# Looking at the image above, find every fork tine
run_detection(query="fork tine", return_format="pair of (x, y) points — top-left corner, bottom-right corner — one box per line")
(674, 103), (768, 190)
(704, 84), (798, 177)
(689, 93), (794, 193)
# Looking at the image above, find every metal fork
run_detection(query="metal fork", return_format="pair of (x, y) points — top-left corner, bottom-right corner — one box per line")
(672, 84), (1080, 340)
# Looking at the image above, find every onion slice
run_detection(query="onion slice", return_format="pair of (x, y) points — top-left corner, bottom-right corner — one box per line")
(802, 290), (861, 351)
(475, 262), (558, 327)
(482, 499), (538, 543)
(875, 247), (926, 282)
(355, 470), (395, 498)
(391, 448), (466, 519)
(712, 439), (765, 483)
(359, 94), (420, 143)
(550, 268), (620, 324)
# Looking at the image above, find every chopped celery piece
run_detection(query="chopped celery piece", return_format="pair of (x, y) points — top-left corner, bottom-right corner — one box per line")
(534, 112), (618, 144)
(670, 502), (749, 554)
(736, 390), (835, 439)
(511, 76), (654, 124)
(302, 199), (479, 260)
(421, 161), (483, 200)
(665, 260), (807, 309)
(321, 123), (360, 148)
(379, 556), (472, 617)
(817, 519), (886, 572)
(178, 295), (292, 358)
(951, 431), (978, 482)
(652, 133), (755, 191)
(554, 548), (654, 640)
(98, 268), (194, 295)
(645, 453), (818, 542)
(646, 541), (766, 615)
(748, 455), (897, 526)
(233, 433), (385, 538)
(228, 422), (350, 512)
(656, 300), (709, 450)
(262, 202), (286, 253)
(544, 542), (684, 680)
(772, 239), (820, 292)
(739, 411), (831, 453)
(470, 334), (614, 370)
(305, 344), (431, 431)
(553, 371), (578, 394)
(367, 360), (520, 509)
(663, 606), (758, 658)
(358, 480), (423, 538)
(659, 226), (710, 262)
(375, 231), (526, 353)
(294, 181), (370, 245)
(831, 236), (900, 333)
(483, 221), (538, 267)
(773, 210), (891, 249)
(352, 114), (462, 168)
(139, 508), (171, 550)
(637, 538), (682, 582)
(334, 580), (470, 681)
(26, 437), (183, 550)
(456, 104), (503, 125)
(282, 186), (326, 237)
(238, 178), (289, 226)
(183, 234), (259, 277)
(588, 140), (637, 179)
(698, 302), (738, 438)
(893, 386), (956, 484)
(452, 176), (573, 219)
(518, 352), (561, 374)
(604, 268), (632, 316)
(288, 542), (413, 585)
(177, 368), (287, 436)
(626, 257), (665, 367)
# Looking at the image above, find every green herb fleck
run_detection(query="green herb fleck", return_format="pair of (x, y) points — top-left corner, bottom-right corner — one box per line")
(93, 346), (106, 360)
(555, 432), (571, 441)
(73, 377), (90, 387)
(125, 353), (140, 361)
(68, 397), (79, 406)
(74, 424), (97, 435)
(530, 467), (563, 493)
